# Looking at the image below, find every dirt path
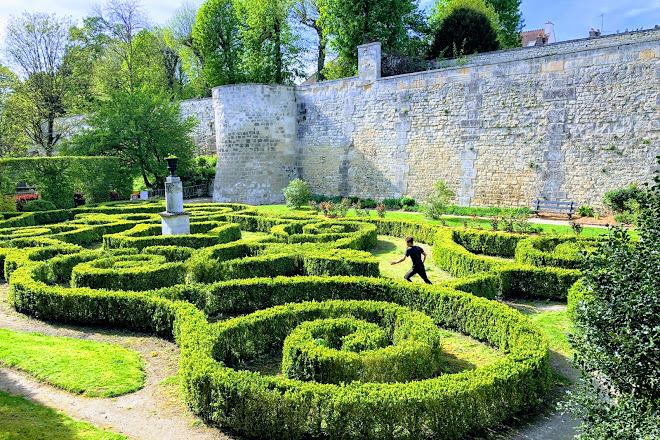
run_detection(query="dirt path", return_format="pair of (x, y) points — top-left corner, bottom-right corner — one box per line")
(0, 282), (233, 440)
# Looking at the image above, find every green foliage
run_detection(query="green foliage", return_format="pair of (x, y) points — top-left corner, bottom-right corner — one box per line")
(424, 179), (454, 219)
(278, 305), (444, 384)
(283, 178), (312, 208)
(484, 0), (522, 48)
(0, 328), (144, 397)
(0, 196), (17, 212)
(5, 13), (73, 155)
(566, 165), (660, 439)
(577, 205), (594, 217)
(429, 0), (502, 50)
(321, 0), (423, 71)
(0, 63), (29, 158)
(0, 390), (127, 440)
(602, 183), (646, 213)
(65, 88), (197, 189)
(193, 0), (301, 85)
(23, 200), (57, 212)
(0, 200), (578, 439)
(193, 0), (244, 87)
(429, 7), (500, 59)
(0, 157), (131, 208)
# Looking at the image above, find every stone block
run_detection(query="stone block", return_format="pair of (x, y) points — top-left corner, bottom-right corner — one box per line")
(161, 212), (190, 236)
(542, 88), (576, 101)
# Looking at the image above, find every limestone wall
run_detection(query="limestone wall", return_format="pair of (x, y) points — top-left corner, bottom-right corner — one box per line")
(179, 98), (216, 156)
(295, 30), (660, 211)
(212, 84), (297, 205)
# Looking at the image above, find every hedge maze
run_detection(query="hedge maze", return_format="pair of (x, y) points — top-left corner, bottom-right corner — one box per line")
(0, 201), (591, 439)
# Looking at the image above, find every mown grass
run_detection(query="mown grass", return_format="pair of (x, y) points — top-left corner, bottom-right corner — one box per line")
(506, 303), (573, 358)
(254, 204), (609, 237)
(369, 235), (452, 284)
(0, 390), (126, 440)
(0, 329), (144, 397)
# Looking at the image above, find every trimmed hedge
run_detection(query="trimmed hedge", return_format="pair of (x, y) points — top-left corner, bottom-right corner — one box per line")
(7, 260), (551, 440)
(515, 236), (599, 269)
(280, 306), (443, 384)
(0, 201), (601, 439)
(71, 254), (187, 291)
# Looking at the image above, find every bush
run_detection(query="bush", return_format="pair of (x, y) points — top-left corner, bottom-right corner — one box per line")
(428, 7), (500, 60)
(0, 195), (17, 213)
(14, 194), (39, 212)
(602, 184), (646, 213)
(283, 179), (312, 209)
(280, 304), (443, 384)
(577, 205), (594, 217)
(23, 200), (57, 212)
(399, 196), (415, 207)
(382, 198), (401, 209)
(424, 180), (454, 219)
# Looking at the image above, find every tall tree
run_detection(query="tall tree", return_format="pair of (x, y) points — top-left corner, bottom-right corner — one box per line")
(0, 64), (29, 158)
(320, 0), (422, 72)
(166, 3), (207, 97)
(65, 88), (197, 189)
(63, 17), (111, 114)
(92, 0), (148, 94)
(428, 7), (499, 59)
(235, 0), (301, 84)
(485, 0), (522, 48)
(192, 0), (244, 87)
(293, 0), (327, 81)
(5, 12), (73, 156)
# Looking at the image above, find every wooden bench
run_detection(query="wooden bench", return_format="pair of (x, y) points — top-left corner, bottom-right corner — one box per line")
(531, 200), (576, 219)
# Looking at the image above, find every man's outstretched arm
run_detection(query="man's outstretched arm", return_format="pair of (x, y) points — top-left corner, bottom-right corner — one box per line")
(391, 254), (406, 265)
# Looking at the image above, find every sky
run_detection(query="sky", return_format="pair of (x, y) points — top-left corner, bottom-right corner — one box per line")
(0, 0), (658, 61)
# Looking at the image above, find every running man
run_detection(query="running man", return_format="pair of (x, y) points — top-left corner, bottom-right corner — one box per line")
(390, 236), (432, 284)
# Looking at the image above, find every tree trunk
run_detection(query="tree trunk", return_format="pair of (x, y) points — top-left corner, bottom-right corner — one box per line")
(316, 26), (326, 81)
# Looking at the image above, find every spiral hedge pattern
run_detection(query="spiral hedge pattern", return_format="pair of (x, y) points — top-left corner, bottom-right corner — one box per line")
(0, 200), (593, 439)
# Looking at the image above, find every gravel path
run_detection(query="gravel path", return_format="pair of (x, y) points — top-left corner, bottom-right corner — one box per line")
(0, 282), (232, 440)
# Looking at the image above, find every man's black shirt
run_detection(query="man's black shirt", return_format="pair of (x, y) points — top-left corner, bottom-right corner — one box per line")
(405, 245), (425, 268)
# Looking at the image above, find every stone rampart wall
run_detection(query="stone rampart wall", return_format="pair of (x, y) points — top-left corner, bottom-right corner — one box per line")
(293, 29), (660, 210)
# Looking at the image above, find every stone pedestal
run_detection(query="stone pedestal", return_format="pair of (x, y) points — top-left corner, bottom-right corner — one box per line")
(165, 176), (185, 213)
(160, 211), (190, 235)
(160, 175), (190, 235)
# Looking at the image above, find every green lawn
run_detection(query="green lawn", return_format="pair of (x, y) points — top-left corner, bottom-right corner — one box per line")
(0, 390), (126, 440)
(505, 303), (573, 358)
(370, 235), (452, 283)
(0, 329), (144, 397)
(254, 205), (610, 237)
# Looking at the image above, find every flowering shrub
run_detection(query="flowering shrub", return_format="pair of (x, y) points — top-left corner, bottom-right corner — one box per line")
(15, 194), (39, 212)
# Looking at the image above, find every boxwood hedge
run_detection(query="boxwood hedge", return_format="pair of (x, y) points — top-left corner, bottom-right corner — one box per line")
(0, 200), (601, 439)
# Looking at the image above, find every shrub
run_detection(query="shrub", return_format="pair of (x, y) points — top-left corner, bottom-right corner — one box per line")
(0, 195), (17, 213)
(602, 184), (646, 213)
(375, 203), (386, 218)
(382, 198), (401, 209)
(570, 221), (583, 236)
(577, 205), (594, 217)
(74, 192), (86, 208)
(283, 179), (312, 209)
(336, 198), (350, 217)
(424, 180), (454, 219)
(280, 305), (443, 384)
(14, 194), (39, 212)
(399, 197), (416, 207)
(23, 200), (57, 212)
